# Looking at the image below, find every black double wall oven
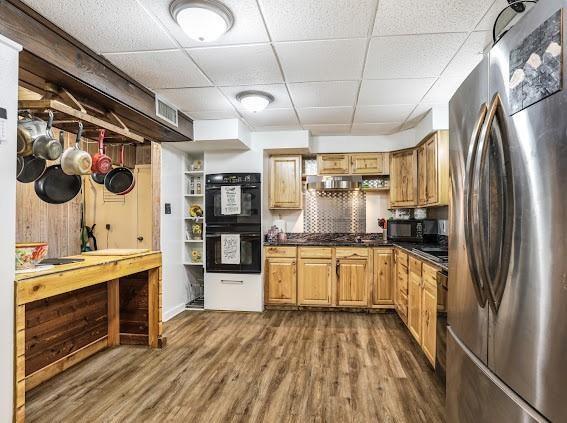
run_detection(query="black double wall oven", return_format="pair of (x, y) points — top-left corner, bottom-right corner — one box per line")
(205, 173), (262, 274)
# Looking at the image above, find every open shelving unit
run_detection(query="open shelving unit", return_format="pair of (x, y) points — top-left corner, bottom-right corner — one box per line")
(183, 152), (205, 309)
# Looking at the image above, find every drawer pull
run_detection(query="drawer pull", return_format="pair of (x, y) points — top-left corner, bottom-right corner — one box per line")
(221, 279), (244, 285)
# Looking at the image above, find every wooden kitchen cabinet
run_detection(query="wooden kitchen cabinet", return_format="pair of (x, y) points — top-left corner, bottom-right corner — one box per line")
(371, 248), (394, 307)
(350, 153), (389, 175)
(337, 258), (368, 307)
(421, 275), (438, 366)
(298, 258), (333, 306)
(269, 155), (302, 209)
(265, 257), (297, 305)
(390, 149), (418, 207)
(317, 154), (350, 175)
(395, 250), (409, 324)
(417, 131), (449, 207)
(408, 256), (423, 342)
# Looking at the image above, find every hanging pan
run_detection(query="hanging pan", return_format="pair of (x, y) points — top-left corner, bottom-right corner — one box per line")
(91, 129), (111, 184)
(34, 131), (82, 204)
(17, 155), (46, 183)
(61, 122), (92, 175)
(104, 144), (135, 195)
(32, 110), (63, 161)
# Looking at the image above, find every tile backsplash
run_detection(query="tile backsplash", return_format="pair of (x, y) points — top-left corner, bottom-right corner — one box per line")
(304, 191), (366, 233)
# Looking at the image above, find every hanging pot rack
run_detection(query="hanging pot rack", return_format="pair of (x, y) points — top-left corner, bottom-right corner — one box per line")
(18, 84), (145, 144)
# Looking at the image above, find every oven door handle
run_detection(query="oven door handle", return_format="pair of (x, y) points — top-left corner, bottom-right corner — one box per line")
(206, 185), (258, 190)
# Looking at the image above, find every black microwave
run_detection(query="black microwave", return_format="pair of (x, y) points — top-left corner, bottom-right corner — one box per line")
(387, 219), (438, 243)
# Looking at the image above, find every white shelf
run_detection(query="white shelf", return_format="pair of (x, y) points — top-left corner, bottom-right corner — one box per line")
(184, 170), (204, 175)
(184, 216), (204, 220)
(184, 194), (204, 197)
(184, 262), (204, 266)
(184, 240), (203, 243)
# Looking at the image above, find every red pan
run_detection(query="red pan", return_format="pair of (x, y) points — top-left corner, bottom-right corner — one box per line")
(91, 129), (112, 174)
(104, 145), (135, 195)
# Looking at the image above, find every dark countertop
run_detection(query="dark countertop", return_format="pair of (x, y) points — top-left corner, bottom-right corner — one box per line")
(265, 233), (448, 273)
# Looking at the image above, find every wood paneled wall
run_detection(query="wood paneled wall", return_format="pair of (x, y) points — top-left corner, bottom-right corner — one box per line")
(16, 128), (152, 258)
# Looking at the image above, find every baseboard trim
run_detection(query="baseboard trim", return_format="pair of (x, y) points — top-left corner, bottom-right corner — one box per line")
(163, 303), (186, 321)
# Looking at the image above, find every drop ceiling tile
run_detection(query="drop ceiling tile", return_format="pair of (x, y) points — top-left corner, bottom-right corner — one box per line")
(219, 84), (292, 112)
(104, 50), (210, 89)
(258, 0), (378, 41)
(275, 39), (367, 82)
(476, 0), (510, 31)
(242, 109), (298, 127)
(187, 110), (238, 120)
(351, 123), (401, 135)
(288, 81), (360, 108)
(297, 107), (354, 125)
(421, 76), (465, 104)
(402, 103), (435, 129)
(155, 87), (234, 112)
(373, 0), (495, 36)
(358, 79), (436, 105)
(304, 124), (352, 135)
(136, 0), (269, 47)
(364, 33), (467, 79)
(188, 44), (283, 85)
(443, 32), (490, 78)
(354, 105), (414, 123)
(22, 0), (176, 53)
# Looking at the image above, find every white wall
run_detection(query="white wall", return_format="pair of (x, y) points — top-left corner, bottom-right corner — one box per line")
(160, 144), (189, 320)
(0, 34), (21, 423)
(310, 129), (417, 153)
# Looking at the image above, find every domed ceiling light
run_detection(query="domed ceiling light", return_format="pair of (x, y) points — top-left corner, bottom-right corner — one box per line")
(170, 0), (234, 42)
(236, 91), (274, 113)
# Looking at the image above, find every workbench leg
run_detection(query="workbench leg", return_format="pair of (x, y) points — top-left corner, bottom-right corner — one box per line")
(148, 268), (159, 348)
(14, 304), (25, 422)
(107, 279), (120, 347)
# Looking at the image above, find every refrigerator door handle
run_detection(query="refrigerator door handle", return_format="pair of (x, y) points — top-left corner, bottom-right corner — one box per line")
(464, 103), (489, 307)
(474, 93), (515, 312)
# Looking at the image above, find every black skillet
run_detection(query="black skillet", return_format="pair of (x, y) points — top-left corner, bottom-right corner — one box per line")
(34, 131), (82, 204)
(17, 155), (46, 183)
(104, 144), (135, 194)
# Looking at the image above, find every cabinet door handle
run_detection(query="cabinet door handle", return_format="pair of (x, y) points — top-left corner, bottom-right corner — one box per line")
(336, 260), (340, 278)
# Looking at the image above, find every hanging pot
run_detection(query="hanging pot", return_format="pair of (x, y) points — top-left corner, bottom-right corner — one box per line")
(16, 156), (24, 178)
(34, 129), (81, 204)
(61, 122), (92, 175)
(17, 155), (46, 183)
(104, 144), (135, 195)
(32, 111), (63, 161)
(91, 129), (112, 174)
(17, 111), (47, 157)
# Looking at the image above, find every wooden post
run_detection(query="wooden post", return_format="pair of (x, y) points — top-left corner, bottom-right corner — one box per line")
(148, 268), (160, 348)
(14, 304), (26, 423)
(107, 279), (120, 347)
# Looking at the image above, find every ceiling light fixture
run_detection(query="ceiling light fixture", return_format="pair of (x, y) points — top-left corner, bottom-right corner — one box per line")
(236, 91), (274, 113)
(170, 0), (234, 42)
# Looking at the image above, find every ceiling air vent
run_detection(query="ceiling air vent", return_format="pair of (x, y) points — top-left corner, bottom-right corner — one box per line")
(155, 96), (178, 127)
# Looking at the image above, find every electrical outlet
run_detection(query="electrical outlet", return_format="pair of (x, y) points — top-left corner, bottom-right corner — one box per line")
(105, 224), (111, 230)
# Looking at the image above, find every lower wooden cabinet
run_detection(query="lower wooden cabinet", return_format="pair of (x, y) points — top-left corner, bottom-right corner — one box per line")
(421, 278), (437, 366)
(337, 258), (368, 307)
(298, 258), (333, 306)
(371, 248), (394, 307)
(394, 250), (409, 323)
(408, 271), (423, 342)
(265, 258), (297, 305)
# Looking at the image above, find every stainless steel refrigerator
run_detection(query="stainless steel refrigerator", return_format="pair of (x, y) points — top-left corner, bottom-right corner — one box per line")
(448, 0), (567, 421)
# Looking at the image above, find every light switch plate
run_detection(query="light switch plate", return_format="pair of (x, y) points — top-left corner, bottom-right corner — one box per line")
(0, 107), (7, 143)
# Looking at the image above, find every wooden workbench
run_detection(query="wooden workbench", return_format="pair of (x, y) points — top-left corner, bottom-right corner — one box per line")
(14, 252), (163, 423)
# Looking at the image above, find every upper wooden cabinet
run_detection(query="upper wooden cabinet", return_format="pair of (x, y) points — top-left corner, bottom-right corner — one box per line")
(371, 248), (394, 307)
(390, 149), (418, 208)
(317, 154), (350, 175)
(350, 153), (389, 175)
(269, 155), (302, 209)
(417, 131), (449, 207)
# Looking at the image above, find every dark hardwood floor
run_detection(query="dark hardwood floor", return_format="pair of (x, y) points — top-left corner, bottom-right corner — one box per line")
(26, 310), (445, 422)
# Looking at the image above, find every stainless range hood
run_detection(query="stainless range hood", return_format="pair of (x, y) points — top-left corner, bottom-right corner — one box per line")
(306, 175), (362, 191)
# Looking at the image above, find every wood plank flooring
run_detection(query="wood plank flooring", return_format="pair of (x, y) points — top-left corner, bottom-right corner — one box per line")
(26, 310), (445, 422)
